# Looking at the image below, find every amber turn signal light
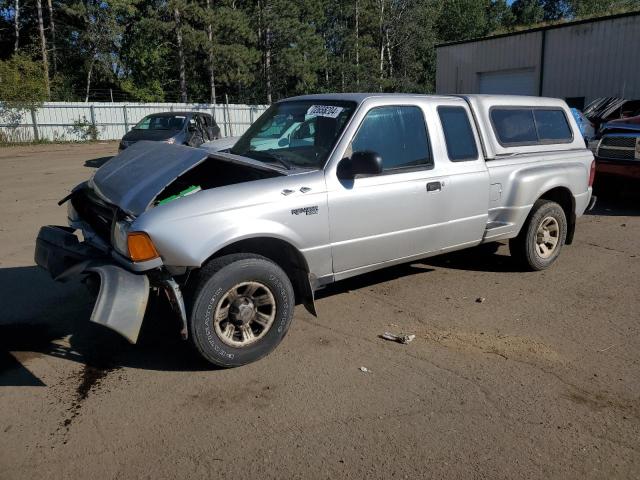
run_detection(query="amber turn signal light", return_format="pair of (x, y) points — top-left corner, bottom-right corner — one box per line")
(127, 232), (159, 262)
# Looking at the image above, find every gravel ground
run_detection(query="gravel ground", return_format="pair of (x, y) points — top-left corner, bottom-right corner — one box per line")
(0, 143), (638, 479)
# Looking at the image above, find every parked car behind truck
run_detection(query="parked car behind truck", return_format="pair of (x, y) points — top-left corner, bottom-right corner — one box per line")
(35, 93), (596, 368)
(119, 111), (221, 151)
(592, 115), (640, 182)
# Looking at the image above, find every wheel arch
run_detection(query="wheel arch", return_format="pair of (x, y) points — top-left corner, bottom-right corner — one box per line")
(538, 186), (576, 244)
(201, 236), (317, 316)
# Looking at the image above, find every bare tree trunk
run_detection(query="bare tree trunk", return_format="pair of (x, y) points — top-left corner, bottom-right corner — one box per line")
(85, 58), (95, 102)
(36, 0), (50, 98)
(265, 27), (272, 104)
(341, 52), (345, 92)
(323, 33), (329, 86)
(174, 7), (187, 103)
(206, 0), (216, 105)
(378, 0), (385, 90)
(355, 0), (360, 88)
(47, 0), (57, 74)
(13, 0), (19, 53)
(385, 29), (393, 79)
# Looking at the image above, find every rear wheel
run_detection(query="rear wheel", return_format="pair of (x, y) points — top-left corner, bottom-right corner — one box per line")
(509, 199), (567, 271)
(187, 254), (295, 367)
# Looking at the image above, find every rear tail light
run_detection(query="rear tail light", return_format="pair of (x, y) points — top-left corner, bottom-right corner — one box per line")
(588, 159), (596, 187)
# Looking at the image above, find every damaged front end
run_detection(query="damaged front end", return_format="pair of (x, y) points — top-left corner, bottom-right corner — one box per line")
(34, 224), (153, 343)
(35, 142), (289, 344)
(35, 185), (190, 343)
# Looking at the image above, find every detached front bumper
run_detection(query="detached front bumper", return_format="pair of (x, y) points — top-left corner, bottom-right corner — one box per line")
(34, 225), (150, 343)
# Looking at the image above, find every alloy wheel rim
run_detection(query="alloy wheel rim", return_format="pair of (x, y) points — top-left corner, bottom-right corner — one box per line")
(535, 216), (559, 259)
(213, 281), (276, 348)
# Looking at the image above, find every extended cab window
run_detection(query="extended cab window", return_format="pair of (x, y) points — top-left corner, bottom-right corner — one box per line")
(534, 109), (572, 140)
(438, 106), (479, 161)
(491, 108), (572, 145)
(351, 106), (432, 171)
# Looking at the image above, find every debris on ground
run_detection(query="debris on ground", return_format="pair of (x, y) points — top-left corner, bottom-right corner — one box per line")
(476, 297), (486, 303)
(380, 332), (416, 344)
(359, 366), (370, 373)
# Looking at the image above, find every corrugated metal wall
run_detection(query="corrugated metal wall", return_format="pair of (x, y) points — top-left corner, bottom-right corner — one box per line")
(0, 102), (269, 143)
(436, 13), (640, 104)
(542, 15), (640, 101)
(436, 31), (542, 95)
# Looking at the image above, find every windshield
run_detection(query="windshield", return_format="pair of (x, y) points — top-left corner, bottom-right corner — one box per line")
(134, 115), (186, 131)
(231, 100), (356, 169)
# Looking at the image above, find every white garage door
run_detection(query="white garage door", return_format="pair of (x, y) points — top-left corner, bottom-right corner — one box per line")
(478, 68), (537, 96)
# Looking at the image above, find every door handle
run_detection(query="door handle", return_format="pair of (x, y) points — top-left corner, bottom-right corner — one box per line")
(426, 181), (442, 192)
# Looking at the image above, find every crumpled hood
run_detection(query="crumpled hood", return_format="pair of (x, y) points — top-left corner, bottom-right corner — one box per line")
(90, 141), (285, 216)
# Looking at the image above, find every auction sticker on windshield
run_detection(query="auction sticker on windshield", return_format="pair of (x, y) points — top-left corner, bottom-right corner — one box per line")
(307, 105), (344, 118)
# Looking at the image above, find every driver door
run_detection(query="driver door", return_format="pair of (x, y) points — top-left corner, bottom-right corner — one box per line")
(327, 104), (451, 276)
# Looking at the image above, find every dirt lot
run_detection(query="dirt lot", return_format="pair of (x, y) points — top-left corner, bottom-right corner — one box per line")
(0, 143), (639, 479)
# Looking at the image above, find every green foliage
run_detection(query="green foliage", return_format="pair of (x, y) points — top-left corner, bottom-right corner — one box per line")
(0, 54), (48, 108)
(0, 54), (48, 125)
(1, 0), (638, 104)
(69, 115), (99, 141)
(511, 0), (545, 25)
(437, 0), (491, 43)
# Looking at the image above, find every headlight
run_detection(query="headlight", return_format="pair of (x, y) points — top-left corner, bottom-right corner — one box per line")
(165, 137), (176, 144)
(112, 219), (131, 256)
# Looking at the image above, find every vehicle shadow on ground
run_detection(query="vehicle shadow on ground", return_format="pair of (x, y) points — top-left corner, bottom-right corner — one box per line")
(422, 243), (524, 273)
(588, 197), (640, 217)
(0, 266), (212, 386)
(1, 246), (514, 383)
(84, 156), (113, 168)
(591, 179), (640, 216)
(317, 243), (519, 300)
(316, 263), (435, 300)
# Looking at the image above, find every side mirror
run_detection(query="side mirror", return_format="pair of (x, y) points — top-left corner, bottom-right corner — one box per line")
(278, 137), (290, 147)
(350, 150), (383, 176)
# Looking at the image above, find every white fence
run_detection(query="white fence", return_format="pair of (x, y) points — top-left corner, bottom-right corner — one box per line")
(0, 102), (269, 143)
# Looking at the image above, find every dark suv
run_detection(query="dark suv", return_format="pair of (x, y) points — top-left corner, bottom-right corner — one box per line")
(119, 111), (221, 151)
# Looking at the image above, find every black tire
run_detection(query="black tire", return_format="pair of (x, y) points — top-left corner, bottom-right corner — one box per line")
(187, 253), (295, 367)
(509, 199), (567, 271)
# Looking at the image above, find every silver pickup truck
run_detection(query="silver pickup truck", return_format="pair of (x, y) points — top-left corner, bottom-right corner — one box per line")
(35, 93), (596, 367)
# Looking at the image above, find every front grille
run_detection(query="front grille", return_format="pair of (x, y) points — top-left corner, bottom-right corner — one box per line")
(597, 135), (637, 161)
(71, 188), (116, 240)
(597, 147), (635, 161)
(600, 136), (636, 148)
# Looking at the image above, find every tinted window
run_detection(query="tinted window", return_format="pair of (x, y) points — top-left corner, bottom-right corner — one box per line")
(133, 115), (186, 131)
(438, 106), (479, 161)
(534, 109), (572, 141)
(351, 106), (431, 171)
(491, 107), (572, 145)
(491, 109), (538, 144)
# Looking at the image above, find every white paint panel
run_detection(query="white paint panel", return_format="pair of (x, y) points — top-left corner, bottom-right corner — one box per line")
(478, 69), (537, 96)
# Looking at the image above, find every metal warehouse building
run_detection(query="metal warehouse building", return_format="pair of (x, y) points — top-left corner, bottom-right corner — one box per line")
(436, 11), (640, 109)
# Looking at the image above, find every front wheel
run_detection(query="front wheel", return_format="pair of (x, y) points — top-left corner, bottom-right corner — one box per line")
(509, 199), (567, 271)
(187, 254), (295, 367)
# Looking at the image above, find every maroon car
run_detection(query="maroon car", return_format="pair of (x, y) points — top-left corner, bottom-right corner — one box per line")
(593, 115), (640, 182)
